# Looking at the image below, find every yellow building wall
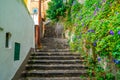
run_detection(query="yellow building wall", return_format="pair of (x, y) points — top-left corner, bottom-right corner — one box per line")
(27, 0), (51, 18)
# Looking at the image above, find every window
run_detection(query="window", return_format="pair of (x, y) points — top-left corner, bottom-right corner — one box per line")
(5, 32), (11, 48)
(14, 42), (20, 61)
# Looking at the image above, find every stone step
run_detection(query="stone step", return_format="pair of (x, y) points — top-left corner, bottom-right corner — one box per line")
(31, 52), (80, 56)
(29, 56), (84, 60)
(17, 37), (89, 80)
(41, 42), (68, 44)
(22, 70), (87, 77)
(35, 49), (73, 52)
(25, 64), (88, 70)
(41, 38), (68, 43)
(41, 43), (68, 45)
(19, 77), (88, 80)
(27, 60), (86, 64)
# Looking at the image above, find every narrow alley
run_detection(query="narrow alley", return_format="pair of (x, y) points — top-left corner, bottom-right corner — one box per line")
(0, 0), (120, 80)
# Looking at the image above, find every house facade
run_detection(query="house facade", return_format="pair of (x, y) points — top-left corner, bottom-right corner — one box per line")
(27, 0), (51, 24)
(0, 0), (34, 80)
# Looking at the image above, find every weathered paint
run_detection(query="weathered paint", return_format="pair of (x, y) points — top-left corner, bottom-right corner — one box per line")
(0, 0), (34, 80)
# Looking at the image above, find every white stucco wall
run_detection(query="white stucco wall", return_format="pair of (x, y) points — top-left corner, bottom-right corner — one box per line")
(0, 0), (34, 80)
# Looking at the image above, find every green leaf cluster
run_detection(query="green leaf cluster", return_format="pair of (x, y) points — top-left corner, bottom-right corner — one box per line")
(62, 0), (120, 77)
(67, 0), (120, 60)
(46, 0), (66, 21)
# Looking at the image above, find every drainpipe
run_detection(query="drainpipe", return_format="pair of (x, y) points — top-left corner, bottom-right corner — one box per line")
(38, 0), (42, 48)
(43, 0), (45, 19)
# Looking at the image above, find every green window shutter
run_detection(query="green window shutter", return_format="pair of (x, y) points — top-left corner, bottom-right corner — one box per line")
(14, 42), (20, 61)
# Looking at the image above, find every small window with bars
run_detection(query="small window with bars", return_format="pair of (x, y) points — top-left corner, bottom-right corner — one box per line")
(5, 32), (12, 48)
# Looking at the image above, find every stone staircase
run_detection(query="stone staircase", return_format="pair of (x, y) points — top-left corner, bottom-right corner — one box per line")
(19, 38), (88, 80)
(40, 38), (69, 49)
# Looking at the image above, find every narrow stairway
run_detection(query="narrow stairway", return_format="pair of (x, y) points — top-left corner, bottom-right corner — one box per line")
(19, 38), (88, 80)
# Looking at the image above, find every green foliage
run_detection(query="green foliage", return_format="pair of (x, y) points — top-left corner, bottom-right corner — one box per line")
(61, 0), (120, 79)
(47, 0), (120, 78)
(46, 0), (66, 21)
(67, 0), (120, 61)
(64, 0), (83, 33)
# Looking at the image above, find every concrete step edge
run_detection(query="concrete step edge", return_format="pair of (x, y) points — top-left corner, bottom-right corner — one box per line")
(19, 77), (88, 80)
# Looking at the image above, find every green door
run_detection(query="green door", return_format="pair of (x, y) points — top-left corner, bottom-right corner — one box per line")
(14, 42), (20, 61)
